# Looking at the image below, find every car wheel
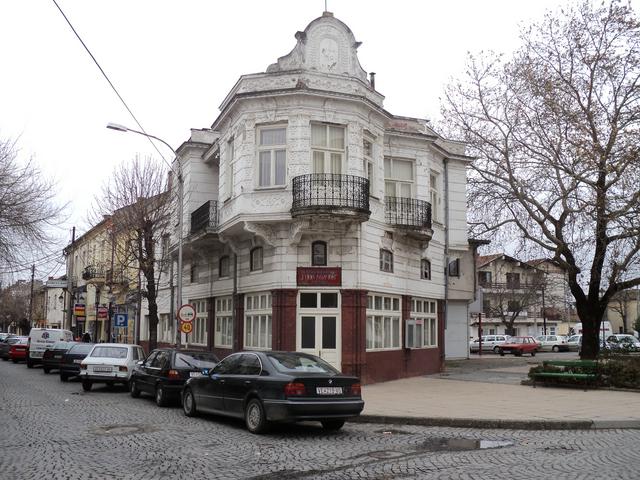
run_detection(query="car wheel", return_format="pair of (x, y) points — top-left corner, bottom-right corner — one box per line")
(43, 367), (50, 374)
(156, 385), (168, 407)
(493, 346), (500, 354)
(82, 380), (92, 392)
(26, 358), (33, 368)
(245, 398), (269, 434)
(12, 358), (18, 363)
(515, 350), (522, 357)
(552, 346), (559, 352)
(531, 350), (536, 357)
(130, 379), (141, 398)
(321, 420), (345, 431)
(2, 357), (8, 361)
(60, 373), (69, 382)
(183, 388), (197, 417)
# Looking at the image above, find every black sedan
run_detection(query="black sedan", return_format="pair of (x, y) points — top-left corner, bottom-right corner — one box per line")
(182, 351), (364, 434)
(59, 343), (95, 381)
(130, 349), (219, 406)
(42, 341), (78, 374)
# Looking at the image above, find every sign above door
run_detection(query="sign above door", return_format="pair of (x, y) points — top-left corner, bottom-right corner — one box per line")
(297, 267), (342, 287)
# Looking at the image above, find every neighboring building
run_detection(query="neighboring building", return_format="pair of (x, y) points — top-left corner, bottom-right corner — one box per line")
(63, 216), (139, 342)
(605, 289), (640, 334)
(526, 258), (574, 335)
(147, 12), (475, 383)
(473, 254), (560, 338)
(41, 277), (69, 329)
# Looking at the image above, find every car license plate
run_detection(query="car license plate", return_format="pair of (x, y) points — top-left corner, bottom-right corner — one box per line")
(74, 359), (83, 364)
(189, 372), (202, 378)
(94, 366), (112, 373)
(54, 355), (61, 359)
(316, 387), (342, 395)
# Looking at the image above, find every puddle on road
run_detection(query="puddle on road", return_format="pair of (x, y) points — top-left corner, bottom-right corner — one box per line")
(422, 437), (514, 451)
(90, 424), (157, 436)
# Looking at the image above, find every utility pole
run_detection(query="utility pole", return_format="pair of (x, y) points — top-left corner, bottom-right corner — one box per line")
(28, 264), (35, 328)
(65, 227), (76, 331)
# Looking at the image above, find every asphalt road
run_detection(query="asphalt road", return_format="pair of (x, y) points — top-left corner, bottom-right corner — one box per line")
(1, 358), (639, 480)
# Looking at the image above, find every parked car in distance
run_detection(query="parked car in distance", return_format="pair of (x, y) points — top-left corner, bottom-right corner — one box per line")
(0, 332), (15, 342)
(59, 343), (95, 381)
(42, 341), (78, 374)
(498, 336), (539, 357)
(27, 328), (74, 368)
(9, 337), (29, 363)
(469, 335), (511, 353)
(79, 343), (145, 391)
(535, 335), (569, 352)
(130, 349), (220, 406)
(605, 334), (640, 352)
(566, 334), (582, 352)
(0, 336), (26, 361)
(182, 351), (364, 434)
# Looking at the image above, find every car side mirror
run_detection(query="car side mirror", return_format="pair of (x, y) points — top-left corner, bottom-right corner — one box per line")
(137, 360), (144, 366)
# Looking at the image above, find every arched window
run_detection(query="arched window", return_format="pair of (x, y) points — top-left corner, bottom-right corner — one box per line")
(421, 259), (431, 280)
(379, 249), (393, 273)
(312, 241), (327, 266)
(219, 256), (230, 278)
(250, 247), (263, 271)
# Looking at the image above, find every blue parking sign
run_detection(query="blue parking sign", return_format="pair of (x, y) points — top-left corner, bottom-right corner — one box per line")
(114, 314), (128, 328)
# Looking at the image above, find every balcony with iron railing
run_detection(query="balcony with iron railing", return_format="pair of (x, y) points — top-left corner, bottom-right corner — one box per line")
(82, 264), (107, 284)
(384, 196), (433, 241)
(190, 200), (219, 234)
(291, 174), (370, 220)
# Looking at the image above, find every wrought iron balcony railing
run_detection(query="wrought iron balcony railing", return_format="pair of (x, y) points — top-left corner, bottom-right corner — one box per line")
(291, 174), (370, 217)
(190, 200), (219, 234)
(385, 196), (432, 230)
(82, 265), (106, 282)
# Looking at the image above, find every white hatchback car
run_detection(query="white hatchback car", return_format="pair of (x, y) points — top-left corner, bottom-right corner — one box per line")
(79, 343), (146, 391)
(535, 335), (569, 352)
(469, 335), (511, 353)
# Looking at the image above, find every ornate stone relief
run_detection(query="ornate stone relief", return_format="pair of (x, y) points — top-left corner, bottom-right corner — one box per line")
(244, 221), (278, 247)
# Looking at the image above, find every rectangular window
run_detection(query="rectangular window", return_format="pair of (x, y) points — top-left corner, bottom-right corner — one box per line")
(226, 138), (235, 199)
(406, 298), (438, 348)
(384, 157), (414, 198)
(448, 258), (460, 277)
(421, 259), (431, 280)
(430, 172), (440, 221)
(159, 313), (174, 343)
(190, 262), (197, 284)
(506, 273), (520, 289)
(219, 256), (230, 278)
(215, 296), (233, 348)
(189, 299), (208, 346)
(478, 271), (492, 287)
(245, 292), (272, 350)
(366, 293), (401, 351)
(311, 123), (345, 174)
(363, 138), (374, 190)
(257, 126), (287, 187)
(380, 249), (393, 273)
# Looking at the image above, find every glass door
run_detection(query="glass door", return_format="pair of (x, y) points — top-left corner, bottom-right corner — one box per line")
(297, 292), (341, 370)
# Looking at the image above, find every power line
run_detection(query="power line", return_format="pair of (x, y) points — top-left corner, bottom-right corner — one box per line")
(50, 0), (169, 164)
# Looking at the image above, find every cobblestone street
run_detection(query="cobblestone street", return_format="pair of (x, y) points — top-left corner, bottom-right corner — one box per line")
(1, 360), (639, 480)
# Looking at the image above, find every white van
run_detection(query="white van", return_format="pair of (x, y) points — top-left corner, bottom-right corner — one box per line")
(27, 328), (74, 368)
(573, 321), (612, 337)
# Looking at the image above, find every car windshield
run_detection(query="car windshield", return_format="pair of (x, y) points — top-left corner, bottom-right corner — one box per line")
(175, 352), (219, 369)
(52, 341), (72, 350)
(6, 337), (22, 345)
(267, 352), (339, 375)
(511, 338), (526, 344)
(69, 344), (94, 354)
(91, 346), (128, 359)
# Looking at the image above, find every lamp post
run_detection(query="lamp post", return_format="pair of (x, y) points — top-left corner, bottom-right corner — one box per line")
(106, 122), (183, 348)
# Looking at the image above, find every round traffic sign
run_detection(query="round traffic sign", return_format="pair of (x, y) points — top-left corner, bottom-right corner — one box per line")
(177, 304), (196, 323)
(180, 322), (193, 334)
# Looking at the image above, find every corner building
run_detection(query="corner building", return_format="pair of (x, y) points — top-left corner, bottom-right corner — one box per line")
(152, 12), (474, 383)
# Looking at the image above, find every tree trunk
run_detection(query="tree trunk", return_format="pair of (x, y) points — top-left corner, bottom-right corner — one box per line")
(577, 302), (605, 359)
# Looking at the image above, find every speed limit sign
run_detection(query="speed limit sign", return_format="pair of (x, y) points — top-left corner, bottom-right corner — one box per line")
(180, 322), (193, 334)
(177, 304), (196, 323)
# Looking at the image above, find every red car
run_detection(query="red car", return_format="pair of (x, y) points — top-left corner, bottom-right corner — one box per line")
(9, 337), (29, 363)
(498, 336), (539, 357)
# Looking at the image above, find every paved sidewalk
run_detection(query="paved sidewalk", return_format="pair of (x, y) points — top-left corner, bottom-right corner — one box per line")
(357, 360), (640, 430)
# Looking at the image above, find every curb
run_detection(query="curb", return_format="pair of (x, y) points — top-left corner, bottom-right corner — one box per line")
(351, 415), (640, 430)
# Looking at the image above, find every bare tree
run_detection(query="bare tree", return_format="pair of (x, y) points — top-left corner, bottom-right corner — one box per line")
(0, 137), (66, 273)
(441, 1), (640, 358)
(94, 155), (172, 351)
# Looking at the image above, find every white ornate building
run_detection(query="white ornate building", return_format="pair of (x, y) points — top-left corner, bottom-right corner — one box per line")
(146, 12), (476, 382)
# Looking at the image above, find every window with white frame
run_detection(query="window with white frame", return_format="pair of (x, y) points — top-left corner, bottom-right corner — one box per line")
(363, 138), (374, 186)
(250, 247), (263, 272)
(366, 293), (402, 350)
(215, 296), (233, 348)
(159, 313), (174, 343)
(226, 137), (235, 199)
(406, 298), (437, 348)
(244, 292), (272, 350)
(380, 249), (393, 273)
(190, 299), (208, 345)
(384, 158), (414, 198)
(257, 126), (287, 187)
(311, 123), (344, 174)
(430, 171), (440, 221)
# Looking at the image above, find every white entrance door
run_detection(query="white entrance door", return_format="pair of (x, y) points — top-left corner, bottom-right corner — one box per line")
(297, 292), (341, 370)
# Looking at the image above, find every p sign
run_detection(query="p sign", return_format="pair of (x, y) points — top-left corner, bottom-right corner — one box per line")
(114, 314), (128, 328)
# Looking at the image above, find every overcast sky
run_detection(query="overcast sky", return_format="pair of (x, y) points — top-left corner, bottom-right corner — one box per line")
(0, 0), (600, 280)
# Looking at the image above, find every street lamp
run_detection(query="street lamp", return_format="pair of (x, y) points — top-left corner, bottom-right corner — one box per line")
(106, 122), (183, 347)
